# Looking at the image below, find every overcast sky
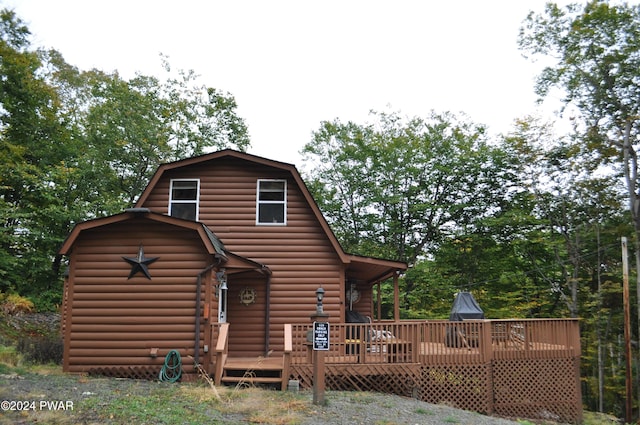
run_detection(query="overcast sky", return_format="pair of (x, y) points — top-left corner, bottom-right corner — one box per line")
(7, 0), (572, 164)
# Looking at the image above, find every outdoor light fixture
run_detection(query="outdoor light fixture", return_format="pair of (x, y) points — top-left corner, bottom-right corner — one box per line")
(316, 286), (325, 314)
(215, 270), (227, 298)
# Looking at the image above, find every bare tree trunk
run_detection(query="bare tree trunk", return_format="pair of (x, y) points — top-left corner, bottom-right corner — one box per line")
(621, 120), (640, 418)
(596, 226), (604, 412)
(635, 246), (640, 418)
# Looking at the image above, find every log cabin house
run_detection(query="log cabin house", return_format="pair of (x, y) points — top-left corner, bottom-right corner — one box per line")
(58, 149), (582, 423)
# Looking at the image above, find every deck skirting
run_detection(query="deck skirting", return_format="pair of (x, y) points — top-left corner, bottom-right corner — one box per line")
(289, 356), (581, 424)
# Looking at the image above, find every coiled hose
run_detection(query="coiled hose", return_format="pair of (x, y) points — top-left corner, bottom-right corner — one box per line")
(159, 350), (182, 382)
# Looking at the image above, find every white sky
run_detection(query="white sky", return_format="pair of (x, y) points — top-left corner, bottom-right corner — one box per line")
(7, 0), (571, 164)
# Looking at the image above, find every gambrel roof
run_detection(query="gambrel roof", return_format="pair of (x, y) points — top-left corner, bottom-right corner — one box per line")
(134, 149), (406, 283)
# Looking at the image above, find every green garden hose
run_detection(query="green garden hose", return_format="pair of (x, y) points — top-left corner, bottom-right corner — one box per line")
(159, 350), (182, 382)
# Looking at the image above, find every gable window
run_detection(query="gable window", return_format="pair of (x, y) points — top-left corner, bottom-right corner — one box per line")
(257, 179), (286, 225)
(169, 179), (199, 221)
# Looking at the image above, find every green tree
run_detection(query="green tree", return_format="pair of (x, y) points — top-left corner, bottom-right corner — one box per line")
(302, 110), (517, 316)
(60, 58), (251, 213)
(0, 9), (67, 304)
(519, 3), (640, 414)
(0, 8), (251, 308)
(519, 0), (640, 296)
(504, 115), (630, 412)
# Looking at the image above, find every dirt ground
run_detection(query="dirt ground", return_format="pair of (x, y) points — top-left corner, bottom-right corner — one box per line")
(0, 370), (531, 425)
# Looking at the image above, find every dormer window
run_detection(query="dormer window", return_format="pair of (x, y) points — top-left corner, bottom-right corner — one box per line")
(257, 179), (286, 225)
(169, 179), (199, 221)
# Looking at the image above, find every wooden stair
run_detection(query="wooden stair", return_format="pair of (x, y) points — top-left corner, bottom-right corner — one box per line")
(220, 356), (287, 389)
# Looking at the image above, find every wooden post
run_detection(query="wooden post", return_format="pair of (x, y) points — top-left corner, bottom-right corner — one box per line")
(393, 272), (400, 321)
(376, 281), (382, 320)
(312, 338), (326, 405)
(622, 237), (632, 423)
(311, 286), (329, 406)
(481, 320), (494, 415)
(310, 314), (329, 405)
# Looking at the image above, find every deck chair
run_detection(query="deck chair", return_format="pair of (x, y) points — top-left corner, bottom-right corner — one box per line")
(370, 329), (394, 341)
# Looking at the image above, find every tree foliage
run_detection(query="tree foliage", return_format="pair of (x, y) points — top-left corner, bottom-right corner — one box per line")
(302, 110), (511, 264)
(302, 110), (527, 315)
(0, 9), (250, 308)
(519, 2), (640, 415)
(519, 0), (640, 288)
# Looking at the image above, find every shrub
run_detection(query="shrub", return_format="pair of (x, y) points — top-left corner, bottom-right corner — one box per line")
(31, 287), (62, 312)
(0, 293), (35, 315)
(16, 336), (63, 365)
(0, 345), (20, 366)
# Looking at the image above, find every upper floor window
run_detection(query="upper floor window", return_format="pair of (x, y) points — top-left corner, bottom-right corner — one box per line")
(257, 179), (286, 225)
(169, 179), (199, 221)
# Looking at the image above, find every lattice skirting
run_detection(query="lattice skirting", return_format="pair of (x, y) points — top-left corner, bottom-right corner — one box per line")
(88, 366), (163, 381)
(492, 357), (581, 424)
(290, 363), (489, 410)
(290, 358), (582, 424)
(289, 364), (422, 398)
(420, 364), (492, 414)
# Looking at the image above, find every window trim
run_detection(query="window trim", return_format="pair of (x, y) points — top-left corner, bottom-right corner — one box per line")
(169, 179), (200, 221)
(256, 179), (287, 226)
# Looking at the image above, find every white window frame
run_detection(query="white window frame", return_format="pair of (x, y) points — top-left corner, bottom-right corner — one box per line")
(169, 179), (200, 221)
(256, 179), (287, 225)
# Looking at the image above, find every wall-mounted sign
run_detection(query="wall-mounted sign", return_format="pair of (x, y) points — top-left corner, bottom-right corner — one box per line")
(239, 287), (256, 306)
(313, 321), (330, 351)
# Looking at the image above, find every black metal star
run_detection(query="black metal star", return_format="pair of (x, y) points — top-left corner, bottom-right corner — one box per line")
(122, 244), (159, 280)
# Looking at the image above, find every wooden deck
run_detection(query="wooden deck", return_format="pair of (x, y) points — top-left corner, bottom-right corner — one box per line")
(211, 319), (582, 423)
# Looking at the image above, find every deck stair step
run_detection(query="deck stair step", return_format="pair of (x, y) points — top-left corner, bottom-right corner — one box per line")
(221, 356), (285, 388)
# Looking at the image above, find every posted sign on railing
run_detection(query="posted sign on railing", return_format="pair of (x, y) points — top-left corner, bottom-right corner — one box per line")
(313, 321), (329, 350)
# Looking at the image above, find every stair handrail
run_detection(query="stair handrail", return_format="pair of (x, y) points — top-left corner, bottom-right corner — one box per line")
(214, 322), (230, 385)
(282, 324), (292, 390)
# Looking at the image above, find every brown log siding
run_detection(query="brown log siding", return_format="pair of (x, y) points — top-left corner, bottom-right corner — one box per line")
(140, 158), (344, 355)
(64, 220), (212, 374)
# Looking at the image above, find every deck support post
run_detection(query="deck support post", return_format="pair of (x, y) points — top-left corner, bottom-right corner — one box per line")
(311, 287), (329, 406)
(311, 339), (326, 405)
(393, 272), (400, 321)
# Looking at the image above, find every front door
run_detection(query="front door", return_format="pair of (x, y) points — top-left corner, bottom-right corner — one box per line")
(226, 274), (267, 357)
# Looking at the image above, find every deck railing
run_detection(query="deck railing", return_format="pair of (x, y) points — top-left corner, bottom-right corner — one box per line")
(289, 319), (580, 365)
(286, 319), (582, 423)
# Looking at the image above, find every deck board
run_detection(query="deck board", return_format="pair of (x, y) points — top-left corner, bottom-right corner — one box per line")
(223, 356), (283, 370)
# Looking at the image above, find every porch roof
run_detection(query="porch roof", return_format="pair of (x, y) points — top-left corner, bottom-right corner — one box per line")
(345, 254), (406, 284)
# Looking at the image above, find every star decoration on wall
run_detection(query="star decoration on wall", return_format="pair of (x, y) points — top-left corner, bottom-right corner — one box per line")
(122, 244), (159, 280)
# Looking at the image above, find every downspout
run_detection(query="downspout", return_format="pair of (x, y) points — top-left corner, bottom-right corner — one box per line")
(195, 257), (222, 367)
(263, 265), (272, 355)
